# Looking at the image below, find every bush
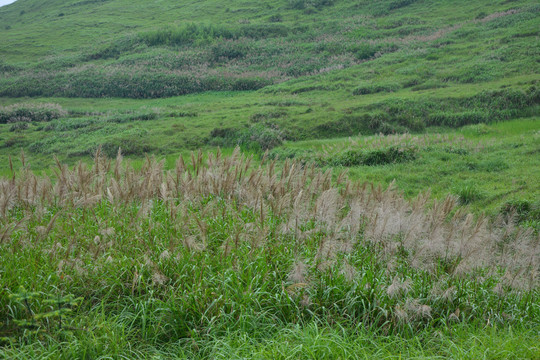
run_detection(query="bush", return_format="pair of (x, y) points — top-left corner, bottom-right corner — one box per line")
(3, 135), (26, 148)
(139, 24), (235, 47)
(0, 67), (271, 99)
(370, 0), (418, 16)
(315, 86), (537, 139)
(139, 23), (289, 48)
(267, 147), (310, 160)
(84, 36), (138, 61)
(208, 124), (284, 151)
(240, 123), (284, 151)
(211, 40), (252, 61)
(455, 185), (484, 205)
(353, 83), (401, 95)
(388, 0), (418, 10)
(9, 122), (29, 132)
(288, 0), (335, 10)
(427, 111), (490, 127)
(0, 60), (19, 72)
(331, 146), (417, 167)
(478, 159), (508, 172)
(99, 130), (155, 157)
(446, 63), (497, 83)
(0, 103), (67, 124)
(501, 200), (540, 224)
(107, 112), (159, 124)
(350, 44), (381, 61)
(240, 24), (289, 39)
(268, 14), (283, 23)
(250, 110), (286, 123)
(315, 115), (369, 138)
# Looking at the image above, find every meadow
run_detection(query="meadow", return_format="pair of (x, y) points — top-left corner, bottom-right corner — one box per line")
(0, 149), (538, 358)
(0, 0), (539, 358)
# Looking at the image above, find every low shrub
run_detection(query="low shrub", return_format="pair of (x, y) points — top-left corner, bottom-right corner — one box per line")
(0, 61), (19, 72)
(353, 82), (401, 95)
(314, 87), (537, 139)
(411, 80), (448, 91)
(211, 40), (252, 61)
(9, 122), (29, 132)
(0, 103), (67, 124)
(268, 14), (283, 23)
(139, 24), (235, 47)
(139, 23), (289, 48)
(2, 135), (26, 148)
(478, 159), (509, 172)
(501, 200), (540, 224)
(167, 111), (198, 118)
(0, 68), (271, 99)
(239, 123), (284, 151)
(99, 130), (155, 157)
(446, 63), (498, 84)
(107, 112), (159, 123)
(462, 123), (494, 135)
(208, 124), (284, 151)
(349, 43), (385, 60)
(427, 111), (490, 127)
(331, 146), (417, 166)
(240, 24), (289, 39)
(288, 0), (335, 10)
(84, 36), (138, 61)
(455, 185), (484, 205)
(250, 110), (287, 123)
(388, 0), (418, 10)
(267, 147), (310, 160)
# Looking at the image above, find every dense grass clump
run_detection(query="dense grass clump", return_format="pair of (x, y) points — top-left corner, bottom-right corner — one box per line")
(139, 23), (290, 48)
(314, 87), (539, 138)
(331, 146), (417, 166)
(352, 83), (401, 95)
(209, 123), (285, 151)
(0, 103), (67, 124)
(0, 149), (538, 357)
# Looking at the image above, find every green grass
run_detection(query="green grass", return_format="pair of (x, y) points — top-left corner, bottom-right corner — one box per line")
(1, 0), (540, 357)
(1, 152), (539, 358)
(0, 0), (538, 98)
(3, 322), (539, 359)
(0, 0), (539, 160)
(271, 118), (540, 218)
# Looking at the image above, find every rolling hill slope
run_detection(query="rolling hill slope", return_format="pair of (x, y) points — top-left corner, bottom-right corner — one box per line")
(1, 1), (540, 358)
(0, 0), (538, 198)
(0, 0), (538, 98)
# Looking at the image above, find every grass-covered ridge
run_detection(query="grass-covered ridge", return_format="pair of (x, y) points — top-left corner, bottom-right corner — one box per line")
(0, 0), (538, 98)
(1, 150), (539, 358)
(1, 1), (538, 165)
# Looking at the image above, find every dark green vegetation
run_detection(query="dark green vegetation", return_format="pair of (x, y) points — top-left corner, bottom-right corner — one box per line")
(1, 0), (539, 358)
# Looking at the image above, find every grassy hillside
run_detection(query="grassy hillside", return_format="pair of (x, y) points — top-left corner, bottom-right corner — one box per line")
(0, 0), (538, 237)
(0, 0), (538, 98)
(0, 0), (539, 358)
(1, 0), (538, 152)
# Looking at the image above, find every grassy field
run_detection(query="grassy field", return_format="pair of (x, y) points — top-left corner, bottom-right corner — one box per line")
(1, 0), (539, 358)
(1, 151), (539, 358)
